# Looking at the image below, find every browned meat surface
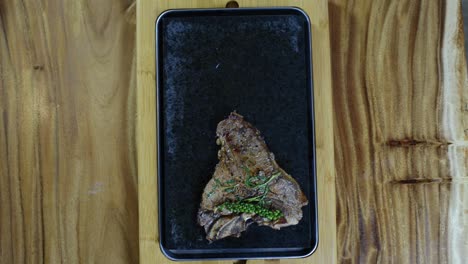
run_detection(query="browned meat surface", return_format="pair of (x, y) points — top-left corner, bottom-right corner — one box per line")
(197, 112), (308, 241)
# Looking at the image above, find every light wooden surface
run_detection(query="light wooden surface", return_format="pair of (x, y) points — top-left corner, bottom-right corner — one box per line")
(330, 0), (468, 263)
(0, 0), (138, 263)
(3, 0), (467, 263)
(136, 0), (335, 263)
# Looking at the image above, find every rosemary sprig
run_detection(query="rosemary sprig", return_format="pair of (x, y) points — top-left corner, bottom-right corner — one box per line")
(242, 170), (281, 205)
(206, 178), (239, 198)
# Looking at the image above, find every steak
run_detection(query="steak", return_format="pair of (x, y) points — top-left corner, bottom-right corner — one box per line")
(197, 112), (308, 241)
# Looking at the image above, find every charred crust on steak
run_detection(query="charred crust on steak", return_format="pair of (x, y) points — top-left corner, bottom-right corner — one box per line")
(198, 112), (308, 241)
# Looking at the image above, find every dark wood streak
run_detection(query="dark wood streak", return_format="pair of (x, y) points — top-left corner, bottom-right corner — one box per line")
(330, 0), (466, 263)
(390, 178), (453, 185)
(387, 139), (451, 147)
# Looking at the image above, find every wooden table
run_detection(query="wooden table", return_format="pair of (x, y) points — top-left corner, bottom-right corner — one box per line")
(137, 1), (335, 264)
(1, 0), (467, 263)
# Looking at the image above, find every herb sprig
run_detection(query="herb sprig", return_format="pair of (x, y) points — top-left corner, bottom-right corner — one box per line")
(209, 167), (284, 221)
(207, 178), (239, 198)
(243, 166), (281, 206)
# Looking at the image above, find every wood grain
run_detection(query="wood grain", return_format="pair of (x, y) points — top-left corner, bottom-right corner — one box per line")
(329, 0), (468, 263)
(136, 1), (335, 263)
(4, 0), (466, 263)
(0, 0), (138, 263)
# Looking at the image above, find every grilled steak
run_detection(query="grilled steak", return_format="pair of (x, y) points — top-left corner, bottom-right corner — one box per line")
(198, 112), (308, 241)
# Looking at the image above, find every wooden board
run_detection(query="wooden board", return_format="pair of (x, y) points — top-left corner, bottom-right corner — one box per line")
(0, 0), (138, 263)
(136, 0), (335, 263)
(3, 0), (467, 263)
(329, 0), (468, 263)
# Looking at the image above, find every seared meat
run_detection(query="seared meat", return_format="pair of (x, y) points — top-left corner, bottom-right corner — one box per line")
(197, 112), (308, 241)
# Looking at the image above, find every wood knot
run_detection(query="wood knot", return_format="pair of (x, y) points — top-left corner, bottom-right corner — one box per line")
(33, 65), (44, 70)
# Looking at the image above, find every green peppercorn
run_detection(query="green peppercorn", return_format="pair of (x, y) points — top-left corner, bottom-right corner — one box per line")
(216, 201), (283, 221)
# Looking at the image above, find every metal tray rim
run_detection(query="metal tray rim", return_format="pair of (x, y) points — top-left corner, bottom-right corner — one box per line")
(155, 7), (318, 261)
